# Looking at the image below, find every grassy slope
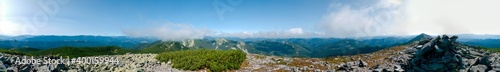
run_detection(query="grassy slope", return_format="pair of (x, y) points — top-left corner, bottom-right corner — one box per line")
(480, 47), (500, 52)
(8, 48), (41, 53)
(139, 41), (189, 53)
(0, 48), (29, 55)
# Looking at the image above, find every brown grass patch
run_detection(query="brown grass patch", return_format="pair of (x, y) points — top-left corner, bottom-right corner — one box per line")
(324, 45), (408, 68)
(240, 59), (250, 68)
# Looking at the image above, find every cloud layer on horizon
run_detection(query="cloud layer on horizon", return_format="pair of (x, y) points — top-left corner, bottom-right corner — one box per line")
(213, 28), (321, 38)
(122, 21), (322, 40)
(122, 22), (213, 41)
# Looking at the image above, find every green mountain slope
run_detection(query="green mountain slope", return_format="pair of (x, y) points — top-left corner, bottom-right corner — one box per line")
(312, 39), (385, 58)
(245, 41), (311, 57)
(139, 41), (190, 53)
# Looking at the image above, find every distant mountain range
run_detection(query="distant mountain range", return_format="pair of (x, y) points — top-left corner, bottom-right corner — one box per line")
(458, 39), (500, 48)
(455, 34), (500, 39)
(0, 35), (156, 49)
(136, 36), (415, 58)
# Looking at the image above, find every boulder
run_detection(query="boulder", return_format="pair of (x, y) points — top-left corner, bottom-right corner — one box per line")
(358, 60), (367, 67)
(337, 63), (351, 71)
(470, 65), (488, 72)
(394, 65), (404, 72)
(479, 56), (493, 66)
(423, 63), (447, 71)
(450, 36), (458, 42)
(372, 68), (383, 72)
(415, 36), (440, 57)
(0, 62), (6, 70)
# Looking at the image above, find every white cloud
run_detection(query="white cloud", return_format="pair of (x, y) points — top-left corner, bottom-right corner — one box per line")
(122, 22), (318, 39)
(214, 28), (319, 38)
(122, 22), (213, 41)
(318, 0), (403, 38)
(288, 28), (303, 34)
(401, 0), (500, 35)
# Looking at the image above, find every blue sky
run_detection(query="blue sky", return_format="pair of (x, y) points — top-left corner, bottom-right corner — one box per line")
(2, 0), (500, 40)
(1, 0), (329, 35)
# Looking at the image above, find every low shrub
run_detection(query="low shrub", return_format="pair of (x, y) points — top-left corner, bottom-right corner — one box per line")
(155, 49), (246, 72)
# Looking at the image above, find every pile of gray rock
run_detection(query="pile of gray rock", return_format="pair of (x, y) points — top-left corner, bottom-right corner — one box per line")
(406, 35), (500, 72)
(336, 59), (369, 72)
(333, 35), (500, 72)
(408, 35), (463, 71)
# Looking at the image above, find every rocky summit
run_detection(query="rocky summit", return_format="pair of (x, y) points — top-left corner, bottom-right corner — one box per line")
(408, 35), (462, 71)
(333, 35), (500, 72)
(407, 35), (500, 72)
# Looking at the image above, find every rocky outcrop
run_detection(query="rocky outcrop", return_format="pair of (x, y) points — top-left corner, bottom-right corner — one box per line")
(408, 35), (463, 71)
(329, 35), (500, 72)
(406, 35), (500, 72)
